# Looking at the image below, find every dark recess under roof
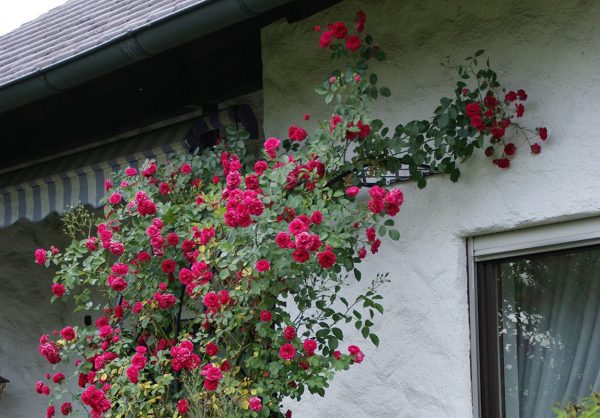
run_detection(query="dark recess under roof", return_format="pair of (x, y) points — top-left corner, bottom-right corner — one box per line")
(0, 0), (341, 171)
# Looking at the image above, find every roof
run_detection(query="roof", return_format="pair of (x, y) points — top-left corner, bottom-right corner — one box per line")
(0, 0), (206, 88)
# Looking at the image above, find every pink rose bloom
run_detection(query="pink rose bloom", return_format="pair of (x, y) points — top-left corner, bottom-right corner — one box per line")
(279, 343), (296, 360)
(34, 248), (47, 265)
(254, 160), (268, 175)
(303, 339), (317, 356)
(249, 397), (263, 412)
(346, 186), (360, 197)
(283, 326), (296, 341)
(126, 366), (139, 383)
(124, 167), (137, 176)
(51, 283), (65, 298)
(60, 326), (76, 341)
(264, 137), (281, 159)
(108, 193), (122, 205)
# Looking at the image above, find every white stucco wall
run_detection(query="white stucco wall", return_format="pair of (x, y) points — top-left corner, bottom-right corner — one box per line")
(0, 217), (76, 418)
(262, 0), (600, 416)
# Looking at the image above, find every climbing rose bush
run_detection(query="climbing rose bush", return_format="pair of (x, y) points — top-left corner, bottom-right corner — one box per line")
(33, 11), (546, 418)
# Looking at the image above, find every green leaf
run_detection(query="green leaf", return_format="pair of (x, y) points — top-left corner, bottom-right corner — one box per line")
(437, 114), (449, 129)
(379, 87), (391, 97)
(475, 49), (485, 57)
(369, 73), (378, 85)
(370, 333), (380, 347)
(388, 229), (400, 241)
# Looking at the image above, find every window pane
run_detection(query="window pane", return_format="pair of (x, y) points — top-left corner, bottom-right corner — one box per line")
(497, 247), (600, 418)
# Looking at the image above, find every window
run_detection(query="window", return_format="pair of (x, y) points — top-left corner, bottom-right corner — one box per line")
(468, 218), (600, 418)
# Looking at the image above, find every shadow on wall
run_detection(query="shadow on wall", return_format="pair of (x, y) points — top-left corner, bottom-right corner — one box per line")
(0, 214), (72, 418)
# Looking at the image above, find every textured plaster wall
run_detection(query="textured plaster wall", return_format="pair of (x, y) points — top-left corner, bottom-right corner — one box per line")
(0, 216), (77, 418)
(262, 0), (600, 417)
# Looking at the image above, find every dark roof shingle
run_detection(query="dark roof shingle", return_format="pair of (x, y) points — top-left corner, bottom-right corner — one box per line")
(0, 0), (206, 88)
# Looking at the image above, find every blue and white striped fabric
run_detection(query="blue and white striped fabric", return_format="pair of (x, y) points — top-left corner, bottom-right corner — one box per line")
(0, 120), (191, 227)
(0, 105), (258, 228)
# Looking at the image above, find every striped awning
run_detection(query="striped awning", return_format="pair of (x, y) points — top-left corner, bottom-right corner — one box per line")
(0, 105), (257, 227)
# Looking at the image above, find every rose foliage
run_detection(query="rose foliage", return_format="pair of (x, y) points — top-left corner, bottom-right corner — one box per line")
(33, 11), (547, 418)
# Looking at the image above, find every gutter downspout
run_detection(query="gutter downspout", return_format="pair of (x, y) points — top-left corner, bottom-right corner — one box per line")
(0, 0), (292, 113)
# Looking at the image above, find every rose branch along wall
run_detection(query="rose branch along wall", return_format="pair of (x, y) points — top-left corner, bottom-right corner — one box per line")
(262, 0), (600, 417)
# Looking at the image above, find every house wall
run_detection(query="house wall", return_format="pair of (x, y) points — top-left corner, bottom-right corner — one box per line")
(0, 216), (76, 418)
(261, 0), (600, 416)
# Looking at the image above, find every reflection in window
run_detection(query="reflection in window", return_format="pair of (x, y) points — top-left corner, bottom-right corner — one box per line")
(497, 247), (600, 417)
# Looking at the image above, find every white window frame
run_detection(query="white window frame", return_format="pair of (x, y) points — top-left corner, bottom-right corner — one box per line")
(467, 216), (600, 418)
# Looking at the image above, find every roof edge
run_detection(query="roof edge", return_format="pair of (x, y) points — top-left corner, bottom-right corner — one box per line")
(0, 0), (292, 113)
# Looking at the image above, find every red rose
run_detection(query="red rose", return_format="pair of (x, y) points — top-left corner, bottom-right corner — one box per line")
(531, 143), (541, 154)
(264, 137), (281, 159)
(346, 35), (362, 52)
(484, 146), (495, 157)
(516, 103), (524, 118)
(292, 249), (310, 263)
(288, 125), (308, 141)
(260, 310), (273, 322)
(206, 342), (219, 357)
(60, 326), (76, 341)
(283, 325), (297, 341)
(255, 259), (271, 272)
(310, 211), (323, 224)
(52, 372), (65, 384)
(504, 143), (517, 156)
(161, 259), (176, 274)
(538, 127), (548, 141)
(319, 30), (333, 48)
(330, 22), (348, 39)
(34, 248), (47, 265)
(355, 10), (366, 32)
(108, 193), (122, 205)
(465, 102), (481, 117)
(491, 127), (505, 139)
(279, 343), (296, 360)
(504, 91), (517, 102)
(483, 95), (498, 108)
(317, 249), (336, 269)
(60, 402), (72, 416)
(275, 232), (291, 248)
(126, 366), (139, 383)
(177, 399), (190, 414)
(218, 290), (231, 305)
(51, 283), (65, 298)
(249, 397), (263, 412)
(303, 339), (317, 356)
(469, 115), (484, 129)
(346, 186), (360, 197)
(496, 158), (510, 169)
(254, 160), (268, 175)
(517, 89), (527, 101)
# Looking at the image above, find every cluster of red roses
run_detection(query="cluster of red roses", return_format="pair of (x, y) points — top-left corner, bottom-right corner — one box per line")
(317, 10), (366, 52)
(178, 260), (214, 297)
(274, 213), (337, 269)
(81, 385), (111, 418)
(170, 340), (201, 373)
(285, 158), (326, 191)
(124, 346), (148, 384)
(464, 89), (548, 168)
